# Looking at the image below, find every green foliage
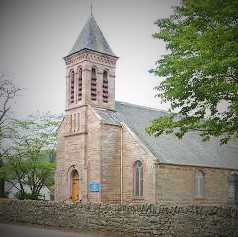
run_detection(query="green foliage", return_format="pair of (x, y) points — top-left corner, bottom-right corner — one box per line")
(0, 112), (62, 199)
(15, 190), (40, 200)
(148, 0), (238, 144)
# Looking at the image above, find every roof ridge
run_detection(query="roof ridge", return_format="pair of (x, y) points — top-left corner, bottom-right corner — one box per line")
(115, 100), (170, 113)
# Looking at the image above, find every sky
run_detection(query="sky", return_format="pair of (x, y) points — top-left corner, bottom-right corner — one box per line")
(0, 0), (180, 118)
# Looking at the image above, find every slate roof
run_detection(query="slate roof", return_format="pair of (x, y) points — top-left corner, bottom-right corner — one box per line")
(93, 101), (238, 170)
(67, 15), (116, 57)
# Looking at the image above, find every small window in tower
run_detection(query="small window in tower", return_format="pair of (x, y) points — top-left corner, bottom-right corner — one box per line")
(70, 70), (75, 103)
(103, 71), (109, 103)
(74, 113), (77, 132)
(77, 113), (80, 131)
(91, 68), (97, 101)
(71, 113), (76, 132)
(70, 114), (72, 132)
(78, 67), (82, 101)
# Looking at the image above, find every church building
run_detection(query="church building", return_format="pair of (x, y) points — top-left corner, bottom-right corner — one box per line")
(55, 14), (238, 206)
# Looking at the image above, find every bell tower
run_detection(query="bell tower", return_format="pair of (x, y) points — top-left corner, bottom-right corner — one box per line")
(55, 15), (118, 203)
(64, 15), (118, 111)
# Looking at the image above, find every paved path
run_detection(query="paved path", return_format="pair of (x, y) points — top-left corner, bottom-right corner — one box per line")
(0, 223), (111, 237)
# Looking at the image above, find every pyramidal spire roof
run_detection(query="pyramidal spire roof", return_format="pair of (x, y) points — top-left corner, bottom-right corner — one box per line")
(67, 15), (117, 57)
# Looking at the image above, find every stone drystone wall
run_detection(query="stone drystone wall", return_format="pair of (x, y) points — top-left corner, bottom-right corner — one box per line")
(0, 199), (238, 237)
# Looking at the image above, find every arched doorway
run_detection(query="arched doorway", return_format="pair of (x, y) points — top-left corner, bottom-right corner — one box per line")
(71, 169), (80, 203)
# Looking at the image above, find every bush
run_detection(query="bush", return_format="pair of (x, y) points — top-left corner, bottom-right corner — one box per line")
(15, 191), (41, 200)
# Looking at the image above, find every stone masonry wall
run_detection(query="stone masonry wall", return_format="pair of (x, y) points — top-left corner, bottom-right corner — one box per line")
(1, 199), (238, 237)
(55, 106), (89, 202)
(122, 127), (155, 203)
(85, 107), (103, 202)
(156, 164), (230, 206)
(101, 124), (121, 203)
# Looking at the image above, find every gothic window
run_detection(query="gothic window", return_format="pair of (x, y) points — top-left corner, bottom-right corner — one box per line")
(70, 114), (72, 132)
(77, 67), (82, 101)
(70, 113), (80, 133)
(102, 70), (108, 103)
(91, 68), (97, 101)
(134, 160), (143, 198)
(195, 170), (205, 198)
(228, 172), (238, 206)
(72, 113), (76, 132)
(77, 113), (80, 131)
(70, 70), (75, 103)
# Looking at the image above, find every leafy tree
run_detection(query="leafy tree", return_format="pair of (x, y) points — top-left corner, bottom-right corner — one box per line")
(0, 73), (21, 197)
(0, 113), (61, 200)
(147, 0), (238, 144)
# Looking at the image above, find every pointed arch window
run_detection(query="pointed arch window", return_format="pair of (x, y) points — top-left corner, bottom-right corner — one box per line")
(103, 70), (108, 103)
(70, 70), (75, 103)
(195, 170), (205, 198)
(228, 172), (238, 207)
(91, 68), (97, 101)
(70, 113), (80, 133)
(134, 160), (143, 198)
(77, 67), (82, 101)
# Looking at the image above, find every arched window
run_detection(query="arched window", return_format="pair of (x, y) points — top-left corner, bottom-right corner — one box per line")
(77, 67), (82, 101)
(77, 113), (80, 131)
(73, 113), (76, 132)
(228, 172), (238, 207)
(70, 113), (80, 133)
(70, 70), (75, 103)
(195, 170), (205, 198)
(70, 114), (72, 132)
(134, 160), (143, 198)
(91, 68), (97, 101)
(102, 71), (108, 103)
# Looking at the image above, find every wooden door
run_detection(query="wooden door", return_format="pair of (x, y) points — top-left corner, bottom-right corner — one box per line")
(71, 170), (80, 203)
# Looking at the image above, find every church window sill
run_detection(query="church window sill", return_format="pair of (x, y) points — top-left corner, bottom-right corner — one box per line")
(133, 196), (144, 201)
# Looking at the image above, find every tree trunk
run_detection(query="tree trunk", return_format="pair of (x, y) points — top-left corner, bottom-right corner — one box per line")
(0, 178), (5, 197)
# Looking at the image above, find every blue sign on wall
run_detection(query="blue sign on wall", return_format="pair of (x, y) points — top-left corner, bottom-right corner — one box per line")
(90, 181), (100, 192)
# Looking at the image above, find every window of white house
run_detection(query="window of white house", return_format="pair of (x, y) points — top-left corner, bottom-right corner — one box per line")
(70, 70), (75, 103)
(78, 67), (82, 101)
(134, 160), (143, 198)
(195, 170), (205, 198)
(102, 70), (108, 103)
(91, 68), (97, 101)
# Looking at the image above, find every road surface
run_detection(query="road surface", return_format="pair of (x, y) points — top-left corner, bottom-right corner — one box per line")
(0, 223), (111, 237)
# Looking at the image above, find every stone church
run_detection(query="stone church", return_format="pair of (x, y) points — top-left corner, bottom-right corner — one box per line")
(55, 15), (238, 206)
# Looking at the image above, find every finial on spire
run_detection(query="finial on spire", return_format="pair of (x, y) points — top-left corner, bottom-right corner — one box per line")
(90, 4), (93, 16)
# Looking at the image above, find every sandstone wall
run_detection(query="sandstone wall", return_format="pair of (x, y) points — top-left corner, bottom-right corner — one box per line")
(156, 164), (230, 206)
(85, 107), (103, 202)
(122, 127), (155, 203)
(55, 106), (103, 203)
(0, 200), (237, 237)
(101, 124), (121, 203)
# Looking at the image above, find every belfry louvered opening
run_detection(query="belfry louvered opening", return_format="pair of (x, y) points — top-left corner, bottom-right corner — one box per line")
(91, 68), (97, 101)
(77, 67), (82, 101)
(70, 70), (75, 103)
(103, 70), (109, 103)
